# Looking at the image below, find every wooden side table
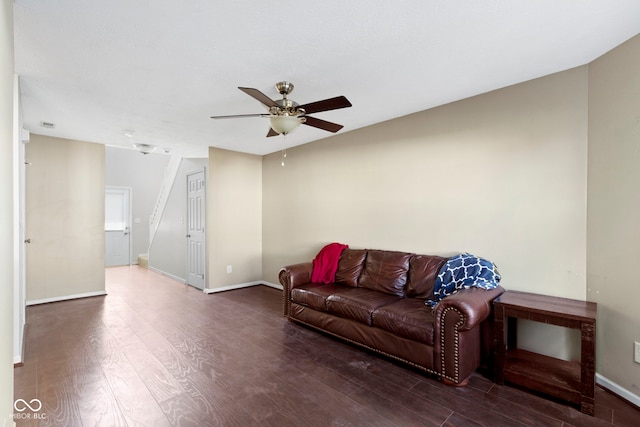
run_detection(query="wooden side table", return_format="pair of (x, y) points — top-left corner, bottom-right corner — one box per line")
(493, 291), (597, 415)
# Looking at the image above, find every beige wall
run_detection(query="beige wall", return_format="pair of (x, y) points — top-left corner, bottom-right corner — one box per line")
(263, 67), (589, 362)
(1, 0), (14, 421)
(588, 34), (640, 397)
(207, 147), (262, 289)
(263, 66), (588, 300)
(25, 135), (105, 302)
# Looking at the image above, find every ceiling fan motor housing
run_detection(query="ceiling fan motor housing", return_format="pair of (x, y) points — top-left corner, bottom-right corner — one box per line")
(271, 99), (304, 118)
(275, 81), (294, 96)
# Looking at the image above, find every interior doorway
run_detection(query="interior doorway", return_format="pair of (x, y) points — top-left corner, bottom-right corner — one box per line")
(105, 186), (131, 267)
(186, 169), (206, 290)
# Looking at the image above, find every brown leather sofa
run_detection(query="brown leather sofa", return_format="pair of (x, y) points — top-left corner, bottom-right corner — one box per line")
(279, 248), (504, 385)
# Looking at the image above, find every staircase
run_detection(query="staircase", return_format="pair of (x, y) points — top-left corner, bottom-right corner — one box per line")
(148, 155), (182, 251)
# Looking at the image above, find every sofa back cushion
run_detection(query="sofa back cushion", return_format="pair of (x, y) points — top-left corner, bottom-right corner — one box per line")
(358, 250), (413, 297)
(335, 249), (367, 287)
(405, 255), (448, 298)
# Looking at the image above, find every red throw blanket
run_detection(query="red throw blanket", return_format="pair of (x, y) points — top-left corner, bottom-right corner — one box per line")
(311, 243), (349, 284)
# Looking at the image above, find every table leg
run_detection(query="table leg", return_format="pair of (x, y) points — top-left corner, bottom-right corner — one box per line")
(494, 304), (505, 384)
(580, 321), (596, 415)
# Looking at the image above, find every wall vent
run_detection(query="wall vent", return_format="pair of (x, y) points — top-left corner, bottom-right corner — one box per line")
(40, 121), (55, 128)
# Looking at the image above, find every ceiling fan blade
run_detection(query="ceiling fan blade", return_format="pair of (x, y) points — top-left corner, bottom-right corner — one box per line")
(266, 128), (279, 137)
(303, 116), (344, 133)
(299, 96), (352, 114)
(238, 87), (278, 108)
(210, 113), (269, 119)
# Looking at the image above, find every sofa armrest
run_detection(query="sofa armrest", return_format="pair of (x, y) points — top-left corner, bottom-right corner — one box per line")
(434, 286), (504, 385)
(279, 262), (313, 290)
(279, 262), (313, 317)
(434, 286), (505, 331)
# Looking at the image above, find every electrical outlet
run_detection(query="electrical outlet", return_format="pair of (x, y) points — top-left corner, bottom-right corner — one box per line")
(635, 341), (640, 364)
(226, 265), (232, 274)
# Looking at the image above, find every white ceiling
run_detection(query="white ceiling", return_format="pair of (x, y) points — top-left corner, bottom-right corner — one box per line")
(13, 1), (640, 157)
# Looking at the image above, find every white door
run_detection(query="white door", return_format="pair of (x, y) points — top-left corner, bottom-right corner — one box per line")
(105, 187), (131, 267)
(186, 170), (206, 290)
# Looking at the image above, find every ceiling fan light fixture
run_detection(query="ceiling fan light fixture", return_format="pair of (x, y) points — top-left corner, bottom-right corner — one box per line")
(133, 143), (155, 155)
(270, 114), (303, 135)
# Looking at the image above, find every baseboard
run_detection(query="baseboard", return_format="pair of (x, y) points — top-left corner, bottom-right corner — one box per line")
(597, 373), (640, 408)
(261, 281), (283, 290)
(26, 290), (107, 306)
(13, 323), (26, 366)
(147, 266), (186, 283)
(204, 280), (282, 294)
(142, 266), (282, 293)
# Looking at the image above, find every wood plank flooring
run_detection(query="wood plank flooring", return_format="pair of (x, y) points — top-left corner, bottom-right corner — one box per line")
(14, 266), (640, 426)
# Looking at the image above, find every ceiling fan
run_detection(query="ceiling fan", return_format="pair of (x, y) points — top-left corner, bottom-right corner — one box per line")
(210, 81), (352, 137)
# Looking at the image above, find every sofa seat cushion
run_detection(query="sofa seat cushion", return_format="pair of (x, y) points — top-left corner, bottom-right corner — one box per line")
(326, 288), (400, 325)
(290, 283), (352, 311)
(372, 298), (435, 345)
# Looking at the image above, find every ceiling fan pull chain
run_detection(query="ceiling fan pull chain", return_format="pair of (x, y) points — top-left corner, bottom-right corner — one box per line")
(281, 134), (287, 167)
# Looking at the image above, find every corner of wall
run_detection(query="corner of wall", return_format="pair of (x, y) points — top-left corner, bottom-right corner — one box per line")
(207, 148), (262, 289)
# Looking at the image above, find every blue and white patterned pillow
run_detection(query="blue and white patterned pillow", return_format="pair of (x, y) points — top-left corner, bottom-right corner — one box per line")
(425, 253), (500, 308)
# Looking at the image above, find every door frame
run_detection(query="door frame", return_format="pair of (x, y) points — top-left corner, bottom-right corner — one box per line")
(186, 168), (206, 290)
(105, 186), (132, 267)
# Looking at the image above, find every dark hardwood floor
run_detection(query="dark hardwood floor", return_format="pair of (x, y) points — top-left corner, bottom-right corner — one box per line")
(14, 266), (640, 427)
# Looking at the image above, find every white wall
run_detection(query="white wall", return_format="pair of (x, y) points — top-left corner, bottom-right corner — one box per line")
(13, 79), (26, 366)
(1, 0), (14, 421)
(150, 157), (207, 280)
(105, 146), (169, 262)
